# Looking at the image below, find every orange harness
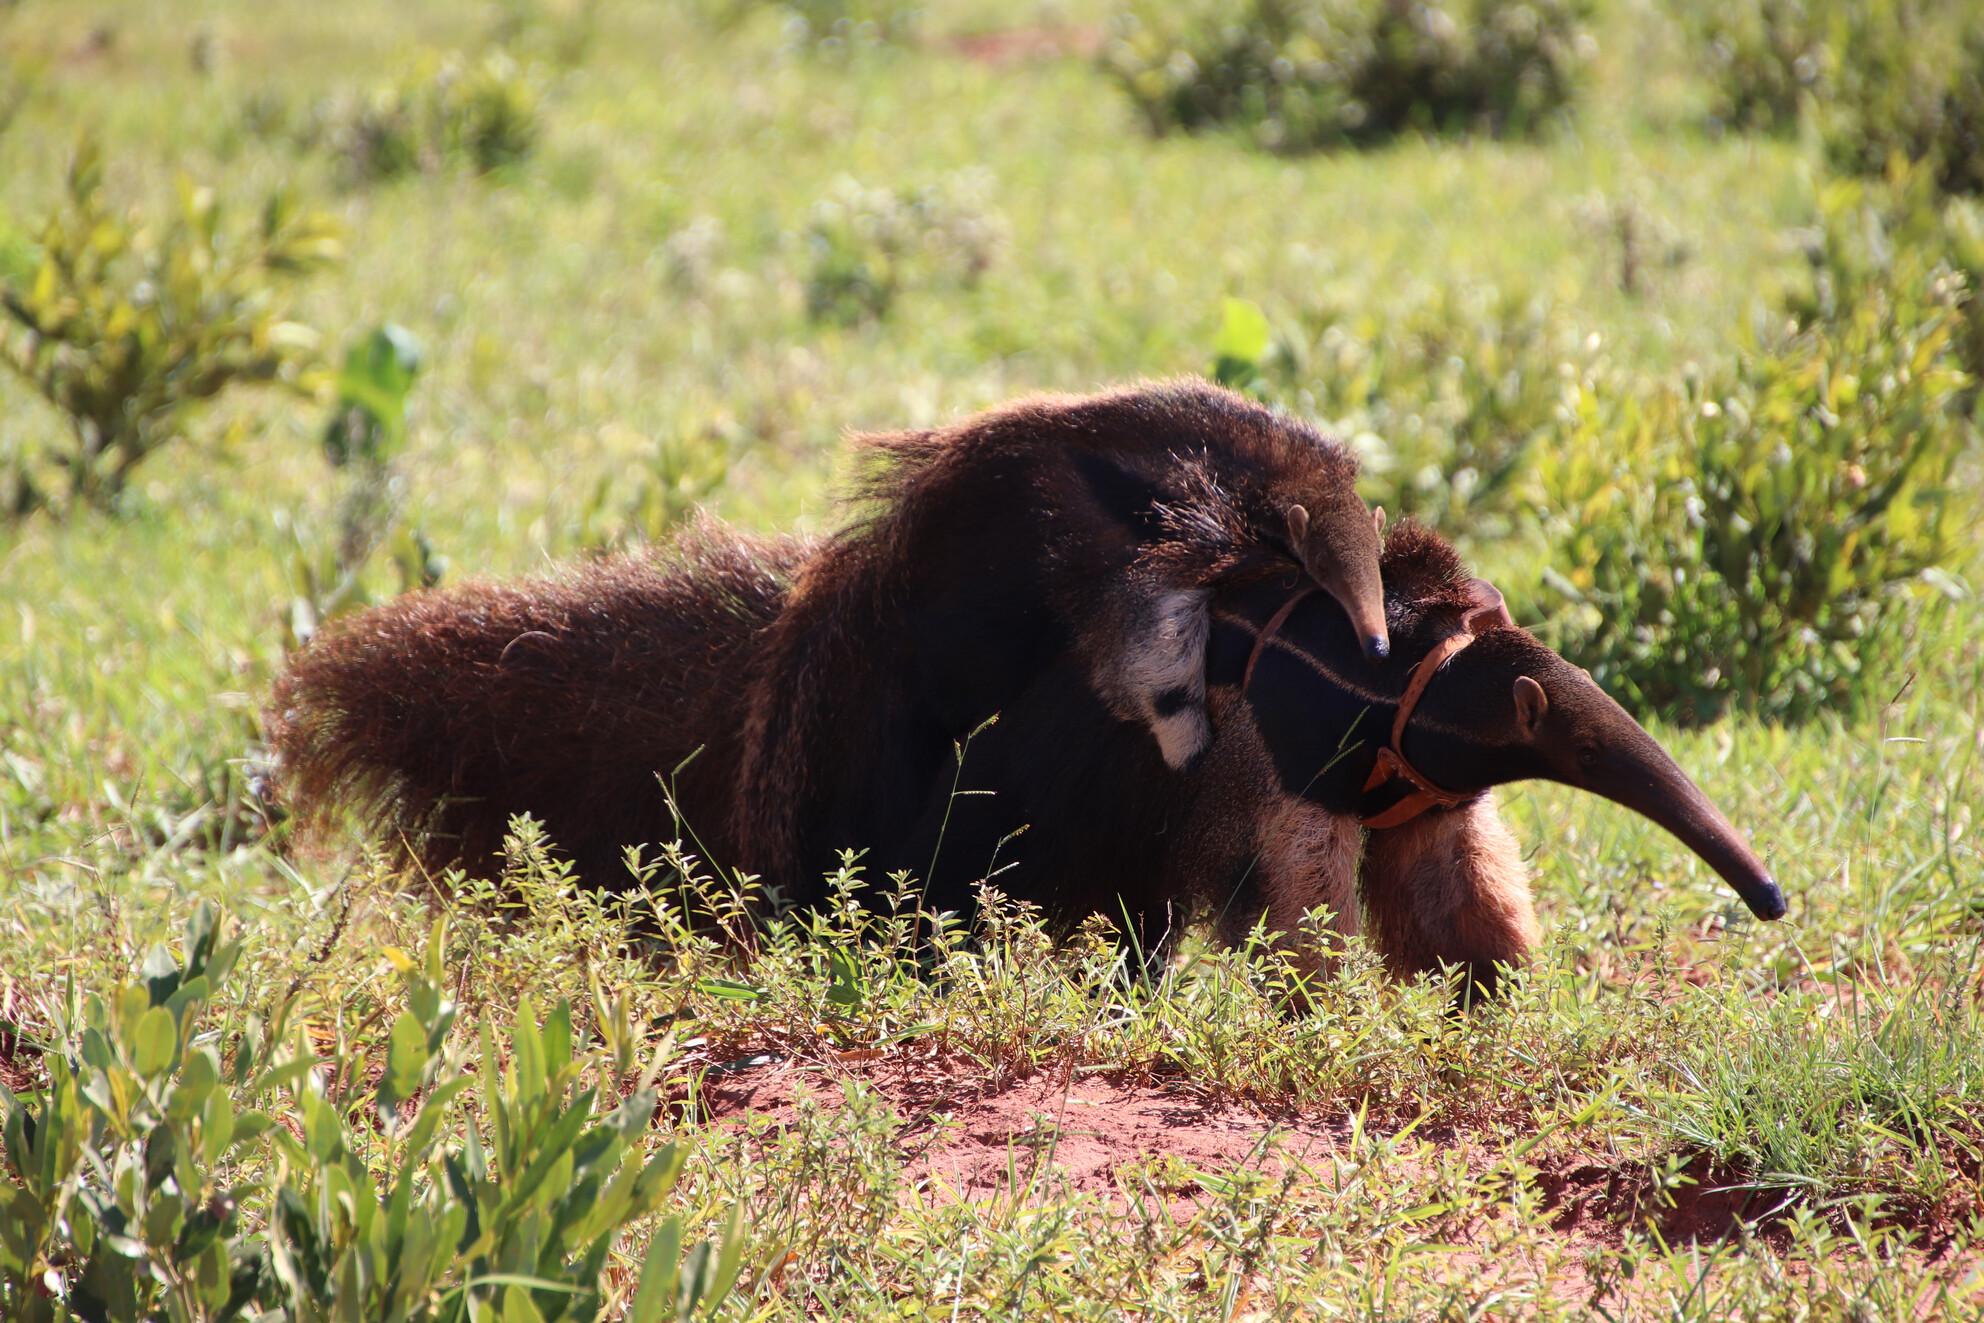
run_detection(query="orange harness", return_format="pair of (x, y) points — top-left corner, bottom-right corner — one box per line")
(1242, 589), (1479, 830)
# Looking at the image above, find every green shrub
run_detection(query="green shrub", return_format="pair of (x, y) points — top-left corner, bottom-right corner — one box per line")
(324, 52), (542, 184)
(0, 140), (340, 516)
(0, 903), (746, 1322)
(1785, 162), (1984, 391)
(781, 0), (919, 52)
(1214, 289), (1599, 538)
(1690, 0), (1984, 194)
(1688, 0), (1837, 133)
(1529, 258), (1973, 724)
(1820, 2), (1984, 196)
(1100, 0), (1596, 153)
(802, 173), (1005, 325)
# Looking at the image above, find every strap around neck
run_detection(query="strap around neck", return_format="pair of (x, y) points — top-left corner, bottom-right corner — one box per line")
(1358, 630), (1477, 828)
(1239, 587), (1480, 831)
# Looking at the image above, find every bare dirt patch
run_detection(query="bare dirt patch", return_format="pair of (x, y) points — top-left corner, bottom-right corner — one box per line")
(694, 1053), (1347, 1212)
(899, 1073), (1347, 1208)
(691, 1053), (1981, 1276)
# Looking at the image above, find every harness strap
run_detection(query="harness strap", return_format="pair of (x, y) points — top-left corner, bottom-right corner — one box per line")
(1241, 589), (1478, 831)
(1357, 629), (1479, 828)
(1242, 587), (1316, 692)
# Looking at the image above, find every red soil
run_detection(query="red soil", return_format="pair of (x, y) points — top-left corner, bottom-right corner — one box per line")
(691, 1051), (1981, 1275)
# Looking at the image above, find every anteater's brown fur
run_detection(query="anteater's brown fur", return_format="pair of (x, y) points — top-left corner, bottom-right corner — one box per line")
(269, 519), (811, 884)
(736, 380), (1384, 889)
(274, 382), (1379, 902)
(272, 380), (1788, 986)
(270, 380), (1552, 981)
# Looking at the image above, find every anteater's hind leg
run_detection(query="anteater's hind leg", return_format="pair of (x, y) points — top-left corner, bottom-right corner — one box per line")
(1358, 793), (1539, 1002)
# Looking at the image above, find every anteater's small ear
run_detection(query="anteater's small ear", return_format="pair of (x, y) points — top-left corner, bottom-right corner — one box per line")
(1372, 505), (1387, 535)
(1513, 675), (1549, 736)
(1463, 577), (1514, 633)
(1285, 503), (1310, 549)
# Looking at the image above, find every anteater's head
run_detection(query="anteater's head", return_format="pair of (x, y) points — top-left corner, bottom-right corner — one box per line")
(1228, 537), (1787, 923)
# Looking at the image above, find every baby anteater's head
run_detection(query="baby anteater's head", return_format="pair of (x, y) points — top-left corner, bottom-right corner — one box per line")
(1286, 495), (1389, 661)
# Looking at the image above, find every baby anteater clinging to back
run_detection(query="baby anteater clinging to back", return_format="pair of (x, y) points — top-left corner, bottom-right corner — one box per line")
(1285, 497), (1389, 659)
(941, 381), (1390, 772)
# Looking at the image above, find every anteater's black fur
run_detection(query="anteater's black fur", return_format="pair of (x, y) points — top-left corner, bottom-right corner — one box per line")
(271, 382), (1447, 927)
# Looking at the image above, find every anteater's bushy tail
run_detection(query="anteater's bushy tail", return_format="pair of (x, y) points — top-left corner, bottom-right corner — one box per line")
(266, 519), (810, 883)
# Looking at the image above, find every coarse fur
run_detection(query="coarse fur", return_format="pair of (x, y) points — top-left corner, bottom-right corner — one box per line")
(734, 379), (1385, 902)
(268, 517), (810, 885)
(270, 381), (1783, 990)
(836, 380), (1385, 777)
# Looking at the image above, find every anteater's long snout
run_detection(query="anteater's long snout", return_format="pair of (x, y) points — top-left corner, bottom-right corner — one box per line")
(1589, 729), (1787, 921)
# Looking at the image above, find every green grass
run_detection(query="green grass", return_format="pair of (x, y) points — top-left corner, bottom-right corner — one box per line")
(3, 0), (1984, 1317)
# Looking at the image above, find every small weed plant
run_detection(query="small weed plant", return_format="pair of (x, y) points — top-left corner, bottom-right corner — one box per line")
(283, 323), (444, 648)
(0, 902), (745, 1322)
(802, 173), (1004, 324)
(319, 52), (542, 185)
(0, 141), (339, 516)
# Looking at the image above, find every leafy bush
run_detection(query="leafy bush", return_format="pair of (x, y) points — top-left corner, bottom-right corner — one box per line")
(1213, 289), (1599, 537)
(802, 173), (1005, 324)
(1819, 2), (1984, 196)
(1100, 0), (1596, 153)
(0, 140), (340, 516)
(1690, 0), (1984, 194)
(0, 903), (745, 1321)
(1785, 162), (1984, 391)
(1687, 0), (1836, 133)
(1529, 257), (1973, 724)
(324, 52), (542, 184)
(778, 0), (921, 52)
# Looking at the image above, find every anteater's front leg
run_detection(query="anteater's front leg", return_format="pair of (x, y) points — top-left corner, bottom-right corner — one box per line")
(1358, 793), (1539, 1000)
(1206, 794), (1363, 981)
(1184, 694), (1365, 978)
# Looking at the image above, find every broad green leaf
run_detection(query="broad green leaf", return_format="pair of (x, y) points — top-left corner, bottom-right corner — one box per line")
(626, 1218), (682, 1323)
(132, 1006), (177, 1079)
(692, 979), (766, 1003)
(1211, 297), (1272, 389)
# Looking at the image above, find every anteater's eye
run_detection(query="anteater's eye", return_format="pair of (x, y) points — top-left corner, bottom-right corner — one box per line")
(1577, 743), (1601, 769)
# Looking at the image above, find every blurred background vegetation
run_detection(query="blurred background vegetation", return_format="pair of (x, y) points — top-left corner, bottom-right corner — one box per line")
(2, 0), (1982, 1316)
